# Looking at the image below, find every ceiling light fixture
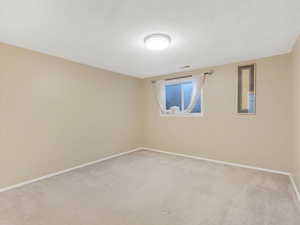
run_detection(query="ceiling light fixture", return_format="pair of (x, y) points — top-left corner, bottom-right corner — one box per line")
(144, 33), (171, 51)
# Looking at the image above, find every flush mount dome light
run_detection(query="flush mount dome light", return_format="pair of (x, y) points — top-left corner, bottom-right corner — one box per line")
(144, 33), (171, 51)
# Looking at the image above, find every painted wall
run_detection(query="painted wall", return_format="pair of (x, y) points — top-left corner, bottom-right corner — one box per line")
(291, 36), (300, 190)
(0, 43), (142, 188)
(0, 41), (296, 190)
(142, 54), (292, 172)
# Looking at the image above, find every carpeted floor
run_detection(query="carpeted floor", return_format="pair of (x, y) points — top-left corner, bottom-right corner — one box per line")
(0, 150), (299, 225)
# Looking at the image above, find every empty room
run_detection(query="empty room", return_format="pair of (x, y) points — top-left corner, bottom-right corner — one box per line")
(1, 0), (300, 224)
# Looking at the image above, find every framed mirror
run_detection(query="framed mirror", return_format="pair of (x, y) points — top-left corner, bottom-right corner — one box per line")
(237, 64), (256, 114)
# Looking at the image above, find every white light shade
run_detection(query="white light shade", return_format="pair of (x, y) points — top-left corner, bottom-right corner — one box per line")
(144, 34), (171, 51)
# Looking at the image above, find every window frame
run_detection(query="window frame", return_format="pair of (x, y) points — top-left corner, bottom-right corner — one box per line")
(237, 64), (256, 115)
(160, 77), (203, 117)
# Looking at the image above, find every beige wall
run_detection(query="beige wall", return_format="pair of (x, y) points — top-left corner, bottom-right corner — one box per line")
(0, 43), (142, 188)
(291, 36), (300, 190)
(0, 41), (297, 190)
(142, 54), (292, 172)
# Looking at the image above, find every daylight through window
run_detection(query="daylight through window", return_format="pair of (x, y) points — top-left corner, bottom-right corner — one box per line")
(162, 79), (202, 115)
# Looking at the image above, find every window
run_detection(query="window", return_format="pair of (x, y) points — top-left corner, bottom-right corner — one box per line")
(237, 64), (256, 114)
(162, 78), (202, 116)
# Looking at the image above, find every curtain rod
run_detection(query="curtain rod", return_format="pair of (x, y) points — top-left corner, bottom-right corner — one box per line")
(165, 75), (192, 81)
(151, 70), (214, 83)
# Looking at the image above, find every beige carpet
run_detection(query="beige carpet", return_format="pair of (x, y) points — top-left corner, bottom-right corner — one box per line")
(0, 150), (299, 225)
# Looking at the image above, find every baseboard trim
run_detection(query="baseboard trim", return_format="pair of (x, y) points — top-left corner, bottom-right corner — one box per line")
(289, 175), (300, 201)
(0, 148), (140, 193)
(141, 147), (300, 201)
(140, 147), (290, 175)
(2, 147), (298, 201)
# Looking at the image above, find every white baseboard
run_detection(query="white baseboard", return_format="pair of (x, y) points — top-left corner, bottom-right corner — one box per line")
(140, 147), (290, 175)
(1, 146), (299, 202)
(289, 175), (300, 201)
(0, 148), (140, 193)
(140, 147), (300, 201)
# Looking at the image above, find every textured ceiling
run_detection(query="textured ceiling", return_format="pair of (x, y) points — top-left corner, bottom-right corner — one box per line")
(0, 0), (299, 78)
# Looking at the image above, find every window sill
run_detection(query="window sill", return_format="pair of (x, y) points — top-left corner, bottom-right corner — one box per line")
(237, 112), (256, 116)
(160, 113), (203, 117)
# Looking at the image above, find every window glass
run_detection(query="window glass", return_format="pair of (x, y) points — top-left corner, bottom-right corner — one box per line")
(164, 80), (201, 114)
(165, 83), (182, 110)
(238, 64), (255, 114)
